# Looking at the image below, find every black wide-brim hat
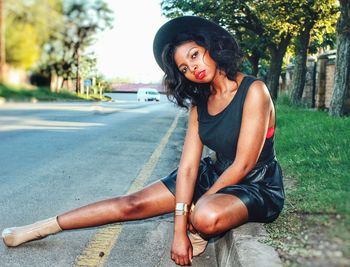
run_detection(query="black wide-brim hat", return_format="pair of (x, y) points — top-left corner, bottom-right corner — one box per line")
(153, 16), (233, 71)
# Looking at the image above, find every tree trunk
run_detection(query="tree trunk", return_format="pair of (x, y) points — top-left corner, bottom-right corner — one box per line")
(266, 34), (291, 99)
(0, 0), (5, 82)
(290, 24), (312, 104)
(75, 45), (81, 94)
(50, 66), (60, 92)
(329, 0), (350, 116)
(247, 52), (260, 76)
(61, 77), (66, 91)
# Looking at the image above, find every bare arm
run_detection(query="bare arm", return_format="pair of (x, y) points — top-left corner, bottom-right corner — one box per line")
(205, 80), (273, 194)
(171, 106), (203, 264)
(174, 105), (203, 233)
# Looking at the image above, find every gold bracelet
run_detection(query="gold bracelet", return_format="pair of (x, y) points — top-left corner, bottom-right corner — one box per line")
(190, 203), (195, 212)
(175, 210), (188, 216)
(175, 203), (189, 213)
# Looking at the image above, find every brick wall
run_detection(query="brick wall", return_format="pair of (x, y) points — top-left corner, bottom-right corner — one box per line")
(285, 57), (316, 107)
(302, 58), (316, 107)
(325, 63), (335, 108)
(286, 50), (350, 112)
(315, 55), (327, 108)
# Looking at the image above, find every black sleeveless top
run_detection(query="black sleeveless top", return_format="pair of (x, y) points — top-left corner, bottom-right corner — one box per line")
(197, 76), (275, 174)
(161, 75), (284, 222)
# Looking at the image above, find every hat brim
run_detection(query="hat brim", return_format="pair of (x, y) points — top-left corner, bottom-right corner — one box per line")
(153, 16), (232, 71)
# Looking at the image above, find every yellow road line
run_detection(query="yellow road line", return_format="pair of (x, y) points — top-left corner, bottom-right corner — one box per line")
(74, 112), (181, 267)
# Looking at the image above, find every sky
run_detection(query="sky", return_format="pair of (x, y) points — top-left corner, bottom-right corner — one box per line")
(92, 0), (168, 83)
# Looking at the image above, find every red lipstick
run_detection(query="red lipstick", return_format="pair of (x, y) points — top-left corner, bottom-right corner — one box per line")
(195, 70), (206, 80)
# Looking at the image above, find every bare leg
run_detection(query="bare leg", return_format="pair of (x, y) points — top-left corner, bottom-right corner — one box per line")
(58, 181), (175, 230)
(190, 194), (248, 237)
(2, 181), (175, 247)
(174, 194), (248, 257)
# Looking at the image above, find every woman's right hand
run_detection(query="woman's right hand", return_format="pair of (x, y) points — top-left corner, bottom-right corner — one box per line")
(171, 232), (193, 265)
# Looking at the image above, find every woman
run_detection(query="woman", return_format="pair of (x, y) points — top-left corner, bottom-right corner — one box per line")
(2, 16), (284, 266)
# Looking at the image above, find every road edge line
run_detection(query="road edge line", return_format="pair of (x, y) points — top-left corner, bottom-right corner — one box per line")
(74, 112), (181, 267)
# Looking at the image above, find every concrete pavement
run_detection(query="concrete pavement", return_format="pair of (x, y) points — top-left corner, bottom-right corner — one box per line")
(0, 96), (283, 266)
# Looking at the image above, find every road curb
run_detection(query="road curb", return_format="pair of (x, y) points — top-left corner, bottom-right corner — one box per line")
(214, 223), (283, 267)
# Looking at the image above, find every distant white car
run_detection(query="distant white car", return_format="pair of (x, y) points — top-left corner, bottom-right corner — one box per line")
(137, 88), (160, 102)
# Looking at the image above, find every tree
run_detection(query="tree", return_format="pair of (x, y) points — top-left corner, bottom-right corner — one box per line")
(4, 0), (63, 70)
(229, 23), (270, 77)
(161, 0), (268, 77)
(242, 1), (294, 99)
(79, 52), (98, 94)
(289, 0), (338, 104)
(161, 0), (298, 99)
(37, 29), (72, 91)
(37, 0), (113, 93)
(329, 0), (350, 116)
(64, 0), (113, 93)
(0, 0), (5, 82)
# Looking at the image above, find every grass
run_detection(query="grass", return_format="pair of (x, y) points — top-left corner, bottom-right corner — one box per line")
(275, 97), (350, 218)
(0, 83), (111, 102)
(264, 95), (350, 265)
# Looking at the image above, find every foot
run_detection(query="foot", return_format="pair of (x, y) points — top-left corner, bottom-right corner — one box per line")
(2, 217), (62, 247)
(188, 232), (208, 257)
(188, 203), (208, 256)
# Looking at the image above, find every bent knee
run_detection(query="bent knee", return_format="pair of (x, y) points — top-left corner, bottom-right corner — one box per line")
(191, 207), (220, 236)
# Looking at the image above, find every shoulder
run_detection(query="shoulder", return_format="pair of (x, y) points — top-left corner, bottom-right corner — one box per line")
(245, 78), (271, 106)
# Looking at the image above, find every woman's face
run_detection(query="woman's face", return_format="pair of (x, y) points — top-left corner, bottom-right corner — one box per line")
(174, 41), (217, 83)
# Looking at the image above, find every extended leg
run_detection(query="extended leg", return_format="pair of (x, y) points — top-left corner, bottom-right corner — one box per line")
(58, 181), (175, 229)
(2, 181), (175, 246)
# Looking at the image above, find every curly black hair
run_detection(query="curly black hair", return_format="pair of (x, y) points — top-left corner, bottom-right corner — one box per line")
(161, 30), (243, 109)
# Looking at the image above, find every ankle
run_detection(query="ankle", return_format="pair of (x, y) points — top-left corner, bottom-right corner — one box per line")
(2, 216), (62, 247)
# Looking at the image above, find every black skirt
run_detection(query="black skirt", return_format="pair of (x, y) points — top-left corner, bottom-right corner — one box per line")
(161, 156), (285, 223)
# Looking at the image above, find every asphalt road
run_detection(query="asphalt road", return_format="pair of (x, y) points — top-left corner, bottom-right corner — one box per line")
(0, 94), (217, 267)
